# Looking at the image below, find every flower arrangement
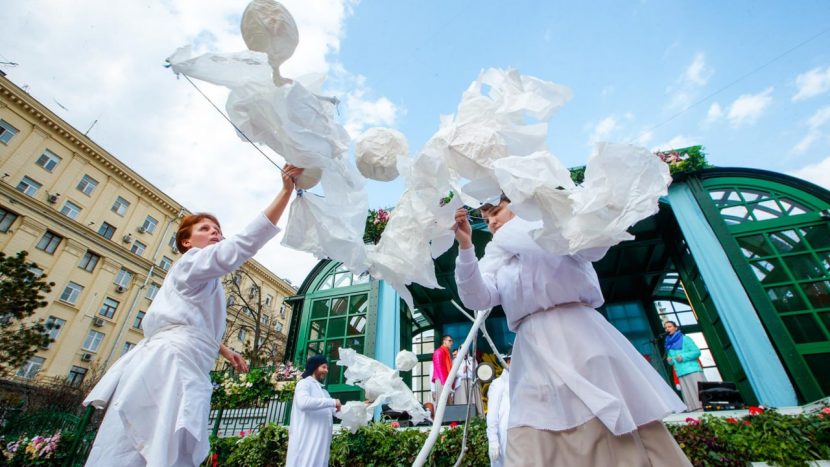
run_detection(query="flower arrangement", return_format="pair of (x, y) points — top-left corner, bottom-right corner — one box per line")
(271, 362), (303, 403)
(654, 145), (710, 175)
(1, 430), (64, 466)
(210, 367), (276, 409)
(363, 208), (392, 244)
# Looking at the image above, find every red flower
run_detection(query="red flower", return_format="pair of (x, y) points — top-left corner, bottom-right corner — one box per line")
(726, 417), (738, 424)
(685, 417), (700, 425)
(212, 454), (219, 461)
(821, 407), (830, 415)
(748, 406), (764, 415)
(743, 420), (751, 426)
(449, 422), (458, 428)
(391, 421), (400, 428)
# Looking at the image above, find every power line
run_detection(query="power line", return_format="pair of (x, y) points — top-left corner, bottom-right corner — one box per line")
(631, 25), (830, 143)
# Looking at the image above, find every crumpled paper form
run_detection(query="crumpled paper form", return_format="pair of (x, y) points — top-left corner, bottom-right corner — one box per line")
(336, 401), (373, 434)
(355, 127), (408, 181)
(336, 348), (430, 431)
(240, 0), (298, 86)
(495, 144), (671, 255)
(168, 0), (372, 273)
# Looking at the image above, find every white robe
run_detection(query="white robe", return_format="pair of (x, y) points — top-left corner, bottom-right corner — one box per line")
(83, 213), (280, 466)
(486, 369), (509, 467)
(455, 217), (685, 435)
(286, 376), (337, 467)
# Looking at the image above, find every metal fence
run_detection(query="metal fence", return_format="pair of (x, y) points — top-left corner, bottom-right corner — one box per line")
(209, 396), (292, 438)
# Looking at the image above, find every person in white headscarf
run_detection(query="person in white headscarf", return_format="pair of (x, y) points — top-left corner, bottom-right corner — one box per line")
(453, 196), (691, 466)
(486, 354), (511, 467)
(83, 166), (304, 467)
(286, 355), (341, 467)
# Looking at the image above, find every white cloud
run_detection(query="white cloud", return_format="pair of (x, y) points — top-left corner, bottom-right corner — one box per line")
(0, 0), (376, 285)
(588, 116), (619, 144)
(652, 135), (698, 152)
(634, 128), (654, 146)
(666, 52), (713, 109)
(726, 87), (773, 127)
(704, 102), (723, 123)
(790, 155), (830, 190)
(684, 52), (714, 87)
(790, 106), (830, 154)
(792, 65), (830, 101)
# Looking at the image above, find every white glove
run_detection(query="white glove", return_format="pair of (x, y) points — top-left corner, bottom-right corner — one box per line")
(489, 443), (501, 463)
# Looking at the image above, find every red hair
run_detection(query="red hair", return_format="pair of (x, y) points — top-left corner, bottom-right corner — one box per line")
(176, 213), (221, 253)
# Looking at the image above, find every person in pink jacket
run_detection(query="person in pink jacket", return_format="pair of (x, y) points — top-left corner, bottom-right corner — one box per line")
(431, 335), (453, 403)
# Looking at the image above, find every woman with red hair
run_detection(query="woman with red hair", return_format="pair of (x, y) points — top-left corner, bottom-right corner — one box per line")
(84, 165), (303, 466)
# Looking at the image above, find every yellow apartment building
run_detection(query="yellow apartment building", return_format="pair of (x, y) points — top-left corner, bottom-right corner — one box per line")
(0, 72), (295, 386)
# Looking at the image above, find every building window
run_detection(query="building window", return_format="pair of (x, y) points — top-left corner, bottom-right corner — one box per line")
(45, 316), (66, 348)
(98, 222), (116, 240)
(83, 330), (105, 352)
(122, 342), (136, 356)
(233, 274), (242, 285)
(304, 291), (369, 386)
(262, 314), (270, 325)
(0, 119), (19, 144)
(0, 207), (18, 233)
(279, 303), (286, 318)
(76, 175), (98, 196)
(67, 366), (87, 386)
(36, 231), (62, 254)
(130, 240), (146, 256)
(59, 282), (84, 305)
(59, 200), (82, 220)
(265, 294), (273, 306)
(227, 295), (236, 306)
(159, 256), (172, 271)
(35, 149), (62, 172)
(79, 250), (100, 272)
(238, 328), (247, 342)
(16, 176), (41, 197)
(99, 297), (119, 319)
(141, 215), (158, 234)
(28, 266), (44, 277)
(111, 196), (130, 216)
(114, 268), (132, 288)
(275, 321), (284, 333)
(146, 283), (159, 300)
(168, 234), (177, 249)
(133, 311), (146, 329)
(16, 356), (45, 379)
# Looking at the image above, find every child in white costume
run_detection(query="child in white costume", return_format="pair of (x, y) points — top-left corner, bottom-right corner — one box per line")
(453, 199), (691, 466)
(83, 166), (304, 466)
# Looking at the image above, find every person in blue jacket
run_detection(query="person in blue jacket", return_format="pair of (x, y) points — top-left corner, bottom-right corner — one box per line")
(664, 321), (706, 411)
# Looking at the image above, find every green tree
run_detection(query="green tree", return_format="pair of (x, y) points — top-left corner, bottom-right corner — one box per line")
(0, 250), (54, 377)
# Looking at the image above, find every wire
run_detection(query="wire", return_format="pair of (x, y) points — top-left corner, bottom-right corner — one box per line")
(631, 25), (830, 143)
(178, 73), (288, 176)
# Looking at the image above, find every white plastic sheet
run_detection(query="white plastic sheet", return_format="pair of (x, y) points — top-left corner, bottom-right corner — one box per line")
(335, 401), (373, 434)
(355, 127), (408, 181)
(337, 348), (430, 429)
(395, 350), (418, 372)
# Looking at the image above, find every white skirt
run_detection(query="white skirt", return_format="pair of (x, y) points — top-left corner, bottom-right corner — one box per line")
(508, 303), (686, 435)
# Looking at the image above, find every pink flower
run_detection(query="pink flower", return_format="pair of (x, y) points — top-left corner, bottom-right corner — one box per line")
(821, 407), (830, 415)
(685, 417), (700, 425)
(391, 421), (400, 428)
(238, 430), (247, 437)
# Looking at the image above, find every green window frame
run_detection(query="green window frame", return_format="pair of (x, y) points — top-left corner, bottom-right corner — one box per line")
(702, 177), (830, 397)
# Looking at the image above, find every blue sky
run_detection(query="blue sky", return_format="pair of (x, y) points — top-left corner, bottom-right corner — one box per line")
(1, 0), (829, 283)
(336, 1), (830, 206)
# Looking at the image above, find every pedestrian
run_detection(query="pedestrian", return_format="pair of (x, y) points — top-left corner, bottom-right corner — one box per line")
(453, 195), (691, 466)
(664, 320), (706, 411)
(486, 354), (511, 467)
(83, 165), (304, 466)
(431, 335), (453, 404)
(285, 355), (342, 467)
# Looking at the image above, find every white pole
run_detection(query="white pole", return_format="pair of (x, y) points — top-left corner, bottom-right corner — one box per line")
(412, 307), (491, 467)
(450, 300), (509, 370)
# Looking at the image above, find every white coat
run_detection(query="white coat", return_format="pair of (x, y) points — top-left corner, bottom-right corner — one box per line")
(486, 369), (510, 467)
(83, 213), (279, 466)
(286, 376), (337, 467)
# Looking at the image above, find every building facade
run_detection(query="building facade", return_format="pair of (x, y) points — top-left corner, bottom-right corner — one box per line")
(285, 167), (830, 409)
(0, 73), (295, 386)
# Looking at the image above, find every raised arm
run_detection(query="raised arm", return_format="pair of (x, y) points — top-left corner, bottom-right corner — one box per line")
(453, 208), (501, 310)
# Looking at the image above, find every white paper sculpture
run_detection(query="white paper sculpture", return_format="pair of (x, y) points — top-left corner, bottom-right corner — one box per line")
(240, 0), (299, 86)
(355, 127), (408, 181)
